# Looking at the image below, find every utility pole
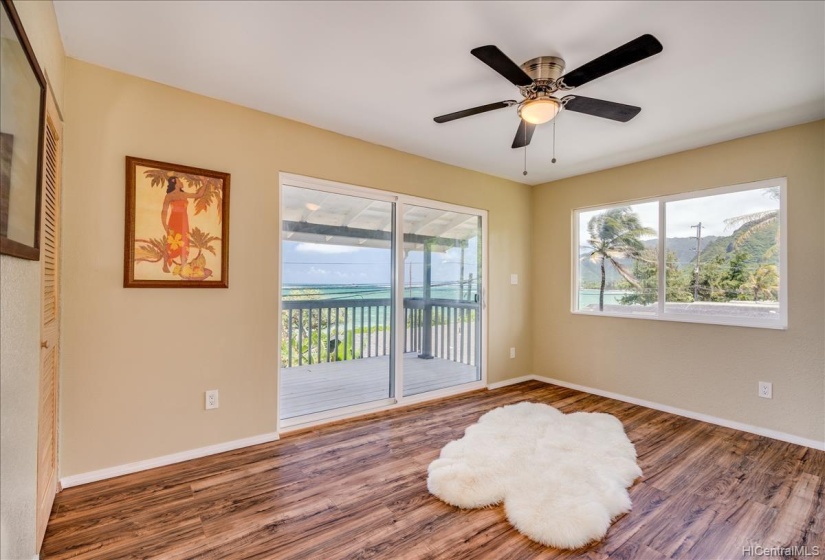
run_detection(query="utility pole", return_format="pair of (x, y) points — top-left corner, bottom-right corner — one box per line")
(691, 222), (702, 302)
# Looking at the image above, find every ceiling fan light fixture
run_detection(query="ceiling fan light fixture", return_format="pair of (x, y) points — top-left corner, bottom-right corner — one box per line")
(518, 97), (560, 125)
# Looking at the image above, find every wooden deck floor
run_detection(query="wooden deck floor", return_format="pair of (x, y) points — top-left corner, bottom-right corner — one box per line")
(280, 353), (479, 419)
(42, 381), (825, 560)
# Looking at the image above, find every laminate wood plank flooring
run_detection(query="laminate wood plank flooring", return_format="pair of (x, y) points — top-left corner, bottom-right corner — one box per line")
(42, 381), (825, 559)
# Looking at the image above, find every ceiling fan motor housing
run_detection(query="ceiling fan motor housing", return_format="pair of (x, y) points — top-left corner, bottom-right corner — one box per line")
(519, 56), (566, 99)
(520, 56), (566, 82)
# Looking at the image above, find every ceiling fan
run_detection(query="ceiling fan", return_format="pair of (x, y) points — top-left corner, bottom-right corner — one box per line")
(433, 34), (663, 149)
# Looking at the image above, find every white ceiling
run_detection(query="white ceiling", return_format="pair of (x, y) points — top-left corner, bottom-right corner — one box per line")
(54, 1), (825, 185)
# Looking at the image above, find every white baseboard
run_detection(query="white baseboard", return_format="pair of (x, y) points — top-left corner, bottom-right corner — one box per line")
(487, 375), (533, 390)
(60, 377), (823, 489)
(60, 431), (280, 489)
(530, 375), (825, 451)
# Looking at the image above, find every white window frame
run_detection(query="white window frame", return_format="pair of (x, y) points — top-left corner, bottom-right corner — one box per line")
(571, 177), (787, 330)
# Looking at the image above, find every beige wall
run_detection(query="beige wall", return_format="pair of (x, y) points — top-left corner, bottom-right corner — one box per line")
(0, 1), (64, 558)
(60, 58), (533, 477)
(12, 0), (64, 103)
(532, 120), (825, 443)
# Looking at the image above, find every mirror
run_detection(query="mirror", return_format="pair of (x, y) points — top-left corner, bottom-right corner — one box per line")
(0, 0), (46, 260)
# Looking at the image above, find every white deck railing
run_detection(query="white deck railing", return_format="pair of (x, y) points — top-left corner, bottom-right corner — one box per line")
(281, 298), (480, 368)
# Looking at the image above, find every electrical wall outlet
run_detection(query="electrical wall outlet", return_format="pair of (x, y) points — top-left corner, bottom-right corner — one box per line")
(205, 389), (219, 409)
(758, 382), (772, 399)
(510, 347), (516, 359)
(510, 274), (518, 285)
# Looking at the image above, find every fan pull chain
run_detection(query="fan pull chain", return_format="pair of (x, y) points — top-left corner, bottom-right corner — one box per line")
(523, 123), (528, 176)
(552, 119), (557, 164)
(523, 146), (527, 176)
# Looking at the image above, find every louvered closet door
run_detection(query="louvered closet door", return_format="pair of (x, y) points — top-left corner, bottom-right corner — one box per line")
(36, 92), (62, 552)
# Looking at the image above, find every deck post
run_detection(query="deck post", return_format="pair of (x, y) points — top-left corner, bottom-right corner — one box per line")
(459, 246), (465, 301)
(419, 239), (434, 359)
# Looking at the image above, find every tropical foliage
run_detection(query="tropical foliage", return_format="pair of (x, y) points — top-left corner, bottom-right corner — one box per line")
(585, 207), (655, 311)
(142, 168), (224, 222)
(584, 199), (780, 309)
(134, 227), (221, 280)
(742, 264), (779, 302)
(723, 186), (779, 253)
(618, 249), (696, 305)
(134, 236), (166, 263)
(189, 227), (220, 259)
(280, 290), (368, 367)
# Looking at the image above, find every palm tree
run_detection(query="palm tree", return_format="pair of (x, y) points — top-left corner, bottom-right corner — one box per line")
(724, 186), (779, 255)
(586, 208), (655, 311)
(742, 264), (779, 301)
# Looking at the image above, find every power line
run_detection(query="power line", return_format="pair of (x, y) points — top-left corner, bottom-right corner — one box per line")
(283, 261), (477, 266)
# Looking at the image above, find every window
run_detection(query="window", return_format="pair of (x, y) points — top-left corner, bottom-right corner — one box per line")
(576, 201), (659, 316)
(573, 178), (786, 329)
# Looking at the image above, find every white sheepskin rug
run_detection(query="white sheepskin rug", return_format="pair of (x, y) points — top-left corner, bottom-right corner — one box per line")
(427, 402), (641, 549)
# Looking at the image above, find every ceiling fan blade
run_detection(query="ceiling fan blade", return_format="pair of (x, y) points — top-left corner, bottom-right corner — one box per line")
(434, 100), (516, 123)
(562, 95), (641, 122)
(471, 45), (533, 87)
(511, 120), (536, 149)
(558, 34), (663, 89)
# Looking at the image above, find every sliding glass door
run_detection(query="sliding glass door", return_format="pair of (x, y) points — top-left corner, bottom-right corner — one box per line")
(280, 176), (485, 426)
(402, 205), (482, 396)
(280, 186), (395, 421)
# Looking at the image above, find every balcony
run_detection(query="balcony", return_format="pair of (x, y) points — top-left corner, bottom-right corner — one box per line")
(281, 296), (481, 419)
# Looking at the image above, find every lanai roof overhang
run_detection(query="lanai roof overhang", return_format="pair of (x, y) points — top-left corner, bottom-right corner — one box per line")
(282, 186), (478, 252)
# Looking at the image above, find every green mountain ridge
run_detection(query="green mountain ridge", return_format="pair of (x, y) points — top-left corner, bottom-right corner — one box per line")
(579, 219), (778, 287)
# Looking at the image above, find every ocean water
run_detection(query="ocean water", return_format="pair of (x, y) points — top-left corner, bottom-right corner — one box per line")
(288, 287), (769, 308)
(282, 282), (474, 302)
(577, 289), (633, 309)
(284, 285), (629, 309)
(282, 283), (478, 333)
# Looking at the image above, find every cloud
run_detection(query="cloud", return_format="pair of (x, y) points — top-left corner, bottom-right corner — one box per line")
(295, 243), (360, 254)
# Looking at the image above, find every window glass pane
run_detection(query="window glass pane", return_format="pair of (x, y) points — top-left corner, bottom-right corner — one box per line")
(577, 202), (658, 315)
(664, 186), (781, 321)
(280, 185), (394, 420)
(402, 206), (482, 396)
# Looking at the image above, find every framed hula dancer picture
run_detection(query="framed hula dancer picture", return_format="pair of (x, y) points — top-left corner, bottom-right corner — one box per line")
(124, 156), (230, 288)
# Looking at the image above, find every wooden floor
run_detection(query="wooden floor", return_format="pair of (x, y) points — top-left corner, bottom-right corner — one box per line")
(281, 353), (479, 419)
(43, 381), (824, 560)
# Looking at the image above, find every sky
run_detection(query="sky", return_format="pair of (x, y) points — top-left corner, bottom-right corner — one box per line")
(283, 186), (778, 285)
(282, 237), (480, 286)
(577, 186), (779, 246)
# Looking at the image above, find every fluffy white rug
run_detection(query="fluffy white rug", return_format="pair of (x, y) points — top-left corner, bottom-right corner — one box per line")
(427, 402), (641, 549)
